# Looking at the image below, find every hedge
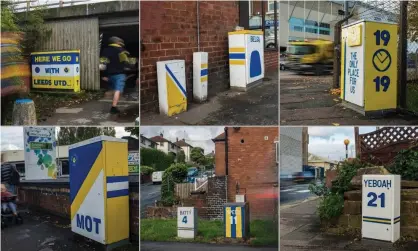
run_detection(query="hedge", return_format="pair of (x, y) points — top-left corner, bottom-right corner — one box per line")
(140, 148), (175, 171)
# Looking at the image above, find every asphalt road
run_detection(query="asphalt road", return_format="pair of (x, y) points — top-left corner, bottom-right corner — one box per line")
(141, 241), (278, 251)
(141, 183), (161, 218)
(280, 183), (315, 205)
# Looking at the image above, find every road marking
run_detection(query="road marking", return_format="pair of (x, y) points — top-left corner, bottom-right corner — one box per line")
(281, 189), (297, 192)
(296, 190), (311, 193)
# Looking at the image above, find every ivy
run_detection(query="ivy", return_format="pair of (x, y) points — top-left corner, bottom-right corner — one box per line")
(388, 149), (418, 181)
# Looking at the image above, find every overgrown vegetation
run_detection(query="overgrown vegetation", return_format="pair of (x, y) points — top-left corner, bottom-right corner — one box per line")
(177, 150), (186, 163)
(140, 165), (155, 176)
(140, 148), (175, 172)
(309, 158), (370, 222)
(388, 149), (418, 181)
(160, 163), (187, 206)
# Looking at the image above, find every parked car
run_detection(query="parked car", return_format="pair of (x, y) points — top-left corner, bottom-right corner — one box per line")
(186, 167), (199, 183)
(151, 171), (164, 184)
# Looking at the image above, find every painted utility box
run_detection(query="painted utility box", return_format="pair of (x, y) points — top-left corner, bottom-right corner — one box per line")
(341, 20), (398, 116)
(362, 175), (400, 242)
(31, 50), (80, 92)
(224, 202), (250, 239)
(177, 207), (197, 238)
(228, 30), (264, 91)
(69, 136), (129, 247)
(193, 52), (208, 102)
(157, 60), (187, 116)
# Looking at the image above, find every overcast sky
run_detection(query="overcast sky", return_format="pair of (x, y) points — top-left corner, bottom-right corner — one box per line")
(308, 126), (378, 161)
(0, 127), (130, 151)
(141, 126), (224, 154)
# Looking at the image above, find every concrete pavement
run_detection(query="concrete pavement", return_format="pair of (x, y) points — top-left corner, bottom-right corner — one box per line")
(141, 241), (278, 251)
(141, 72), (278, 125)
(38, 92), (138, 126)
(280, 71), (418, 125)
(1, 211), (138, 251)
(280, 197), (418, 251)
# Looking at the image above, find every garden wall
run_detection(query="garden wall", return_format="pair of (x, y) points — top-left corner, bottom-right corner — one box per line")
(337, 188), (418, 238)
(17, 178), (139, 240)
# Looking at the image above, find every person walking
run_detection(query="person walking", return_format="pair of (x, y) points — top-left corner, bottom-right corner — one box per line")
(100, 36), (132, 114)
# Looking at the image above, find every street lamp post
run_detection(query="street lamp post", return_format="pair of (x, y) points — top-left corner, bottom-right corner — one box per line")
(344, 139), (350, 159)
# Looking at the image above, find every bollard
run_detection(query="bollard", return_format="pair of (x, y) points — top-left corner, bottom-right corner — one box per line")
(12, 99), (37, 125)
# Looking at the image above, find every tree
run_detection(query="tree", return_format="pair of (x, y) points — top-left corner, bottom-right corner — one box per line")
(177, 150), (186, 163)
(190, 147), (205, 165)
(161, 163), (188, 206)
(125, 127), (139, 137)
(140, 148), (175, 171)
(57, 127), (116, 145)
(408, 1), (418, 42)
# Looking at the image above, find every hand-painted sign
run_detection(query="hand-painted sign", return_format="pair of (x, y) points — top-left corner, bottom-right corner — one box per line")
(31, 50), (81, 92)
(23, 127), (57, 180)
(362, 175), (400, 242)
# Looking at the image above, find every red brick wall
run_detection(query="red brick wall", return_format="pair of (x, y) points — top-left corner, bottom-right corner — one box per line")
(265, 50), (278, 72)
(140, 1), (239, 112)
(17, 183), (139, 239)
(226, 127), (278, 220)
(214, 141), (226, 176)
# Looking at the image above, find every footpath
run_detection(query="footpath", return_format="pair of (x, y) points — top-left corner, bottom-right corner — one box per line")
(140, 241), (278, 251)
(280, 198), (418, 251)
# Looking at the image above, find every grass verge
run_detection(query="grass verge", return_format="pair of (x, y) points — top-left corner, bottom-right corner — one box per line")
(141, 218), (278, 247)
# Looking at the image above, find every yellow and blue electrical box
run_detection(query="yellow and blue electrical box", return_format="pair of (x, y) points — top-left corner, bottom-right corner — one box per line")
(31, 50), (81, 93)
(224, 202), (250, 239)
(228, 30), (264, 91)
(157, 60), (187, 116)
(341, 20), (398, 116)
(69, 136), (129, 247)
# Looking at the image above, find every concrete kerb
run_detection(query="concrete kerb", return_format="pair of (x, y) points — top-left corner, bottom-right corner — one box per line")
(280, 196), (319, 210)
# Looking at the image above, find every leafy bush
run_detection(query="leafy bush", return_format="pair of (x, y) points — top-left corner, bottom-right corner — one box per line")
(161, 163), (188, 205)
(388, 149), (418, 181)
(177, 150), (186, 163)
(140, 148), (175, 171)
(140, 165), (155, 176)
(309, 181), (329, 197)
(317, 193), (344, 221)
(331, 158), (370, 194)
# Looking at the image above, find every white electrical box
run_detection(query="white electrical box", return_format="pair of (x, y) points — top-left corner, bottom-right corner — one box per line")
(157, 60), (187, 116)
(362, 175), (400, 243)
(228, 30), (264, 91)
(177, 207), (197, 239)
(193, 52), (208, 102)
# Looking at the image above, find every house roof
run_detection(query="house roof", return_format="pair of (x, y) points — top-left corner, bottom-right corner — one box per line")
(308, 153), (338, 164)
(175, 139), (193, 147)
(212, 132), (225, 142)
(140, 135), (157, 144)
(150, 135), (170, 143)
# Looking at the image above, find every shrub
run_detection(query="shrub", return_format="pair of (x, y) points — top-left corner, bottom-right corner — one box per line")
(331, 158), (370, 194)
(388, 149), (418, 181)
(161, 163), (188, 205)
(140, 148), (175, 171)
(140, 165), (155, 176)
(317, 193), (344, 221)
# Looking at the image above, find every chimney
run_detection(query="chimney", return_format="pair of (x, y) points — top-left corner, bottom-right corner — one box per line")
(160, 133), (163, 137)
(176, 137), (178, 142)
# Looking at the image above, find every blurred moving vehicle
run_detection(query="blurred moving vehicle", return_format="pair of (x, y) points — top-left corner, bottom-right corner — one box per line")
(280, 53), (289, 71)
(292, 171), (315, 183)
(286, 39), (333, 75)
(151, 171), (164, 184)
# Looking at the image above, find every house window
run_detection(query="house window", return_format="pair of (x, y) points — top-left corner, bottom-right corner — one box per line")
(60, 160), (69, 176)
(319, 29), (330, 35)
(305, 27), (318, 34)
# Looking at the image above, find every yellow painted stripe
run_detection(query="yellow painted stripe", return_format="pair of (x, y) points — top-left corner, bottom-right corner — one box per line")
(236, 207), (242, 238)
(228, 30), (263, 35)
(201, 63), (208, 68)
(70, 150), (104, 221)
(229, 47), (245, 53)
(225, 207), (231, 238)
(200, 76), (208, 82)
(230, 60), (245, 65)
(31, 50), (80, 55)
(363, 219), (391, 223)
